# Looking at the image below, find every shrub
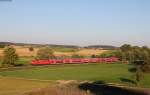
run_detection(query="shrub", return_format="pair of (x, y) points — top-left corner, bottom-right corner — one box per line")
(98, 50), (122, 59)
(91, 54), (97, 58)
(29, 47), (34, 52)
(36, 47), (55, 60)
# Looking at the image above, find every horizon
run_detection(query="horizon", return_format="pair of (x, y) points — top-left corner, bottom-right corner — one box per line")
(0, 41), (149, 48)
(0, 0), (150, 46)
(0, 41), (118, 47)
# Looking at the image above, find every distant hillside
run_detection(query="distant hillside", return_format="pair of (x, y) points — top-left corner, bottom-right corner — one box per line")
(0, 42), (119, 49)
(0, 42), (14, 45)
(0, 42), (79, 48)
(85, 45), (118, 50)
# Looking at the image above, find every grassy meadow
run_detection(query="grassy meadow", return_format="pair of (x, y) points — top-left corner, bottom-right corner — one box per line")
(0, 64), (150, 87)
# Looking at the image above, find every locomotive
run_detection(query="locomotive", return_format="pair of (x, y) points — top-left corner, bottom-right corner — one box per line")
(31, 57), (119, 65)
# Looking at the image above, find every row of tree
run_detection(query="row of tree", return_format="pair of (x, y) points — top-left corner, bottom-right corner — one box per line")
(97, 44), (150, 65)
(120, 44), (150, 64)
(120, 44), (150, 85)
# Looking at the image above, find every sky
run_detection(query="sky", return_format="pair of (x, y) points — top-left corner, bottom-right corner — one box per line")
(0, 0), (150, 46)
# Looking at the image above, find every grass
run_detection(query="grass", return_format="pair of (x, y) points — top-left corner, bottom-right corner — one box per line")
(76, 49), (108, 56)
(52, 47), (79, 52)
(0, 77), (51, 95)
(0, 57), (34, 67)
(0, 64), (150, 95)
(23, 85), (93, 95)
(0, 58), (2, 67)
(17, 57), (34, 65)
(0, 64), (150, 87)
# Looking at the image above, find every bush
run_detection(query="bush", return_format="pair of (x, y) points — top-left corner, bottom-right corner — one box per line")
(91, 54), (98, 58)
(98, 50), (122, 59)
(36, 47), (55, 60)
(29, 47), (34, 52)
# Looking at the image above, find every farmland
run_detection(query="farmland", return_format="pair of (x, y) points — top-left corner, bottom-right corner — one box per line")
(0, 45), (150, 95)
(0, 46), (108, 57)
(0, 46), (109, 66)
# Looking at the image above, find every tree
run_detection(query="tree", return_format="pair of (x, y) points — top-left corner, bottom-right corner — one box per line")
(120, 44), (150, 63)
(29, 47), (34, 52)
(135, 65), (143, 85)
(36, 47), (55, 60)
(142, 46), (149, 50)
(142, 50), (149, 61)
(135, 49), (145, 61)
(142, 48), (150, 64)
(121, 45), (150, 85)
(91, 54), (97, 58)
(133, 61), (145, 85)
(120, 44), (132, 52)
(123, 51), (134, 62)
(2, 46), (18, 66)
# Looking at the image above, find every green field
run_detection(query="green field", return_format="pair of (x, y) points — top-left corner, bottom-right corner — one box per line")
(0, 64), (150, 87)
(17, 57), (34, 65)
(52, 47), (79, 52)
(0, 57), (33, 67)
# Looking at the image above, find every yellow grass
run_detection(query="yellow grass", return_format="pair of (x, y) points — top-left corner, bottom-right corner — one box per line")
(0, 76), (51, 95)
(0, 48), (38, 57)
(0, 49), (3, 57)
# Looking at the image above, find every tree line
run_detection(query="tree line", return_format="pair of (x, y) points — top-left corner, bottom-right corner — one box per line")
(120, 44), (150, 63)
(120, 44), (150, 85)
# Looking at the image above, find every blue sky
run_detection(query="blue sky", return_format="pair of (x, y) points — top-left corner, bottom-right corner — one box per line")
(0, 0), (150, 46)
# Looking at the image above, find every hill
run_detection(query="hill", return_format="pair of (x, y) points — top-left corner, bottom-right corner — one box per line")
(85, 45), (118, 50)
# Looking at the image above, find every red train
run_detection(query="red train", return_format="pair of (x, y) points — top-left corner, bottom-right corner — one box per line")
(31, 57), (119, 65)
